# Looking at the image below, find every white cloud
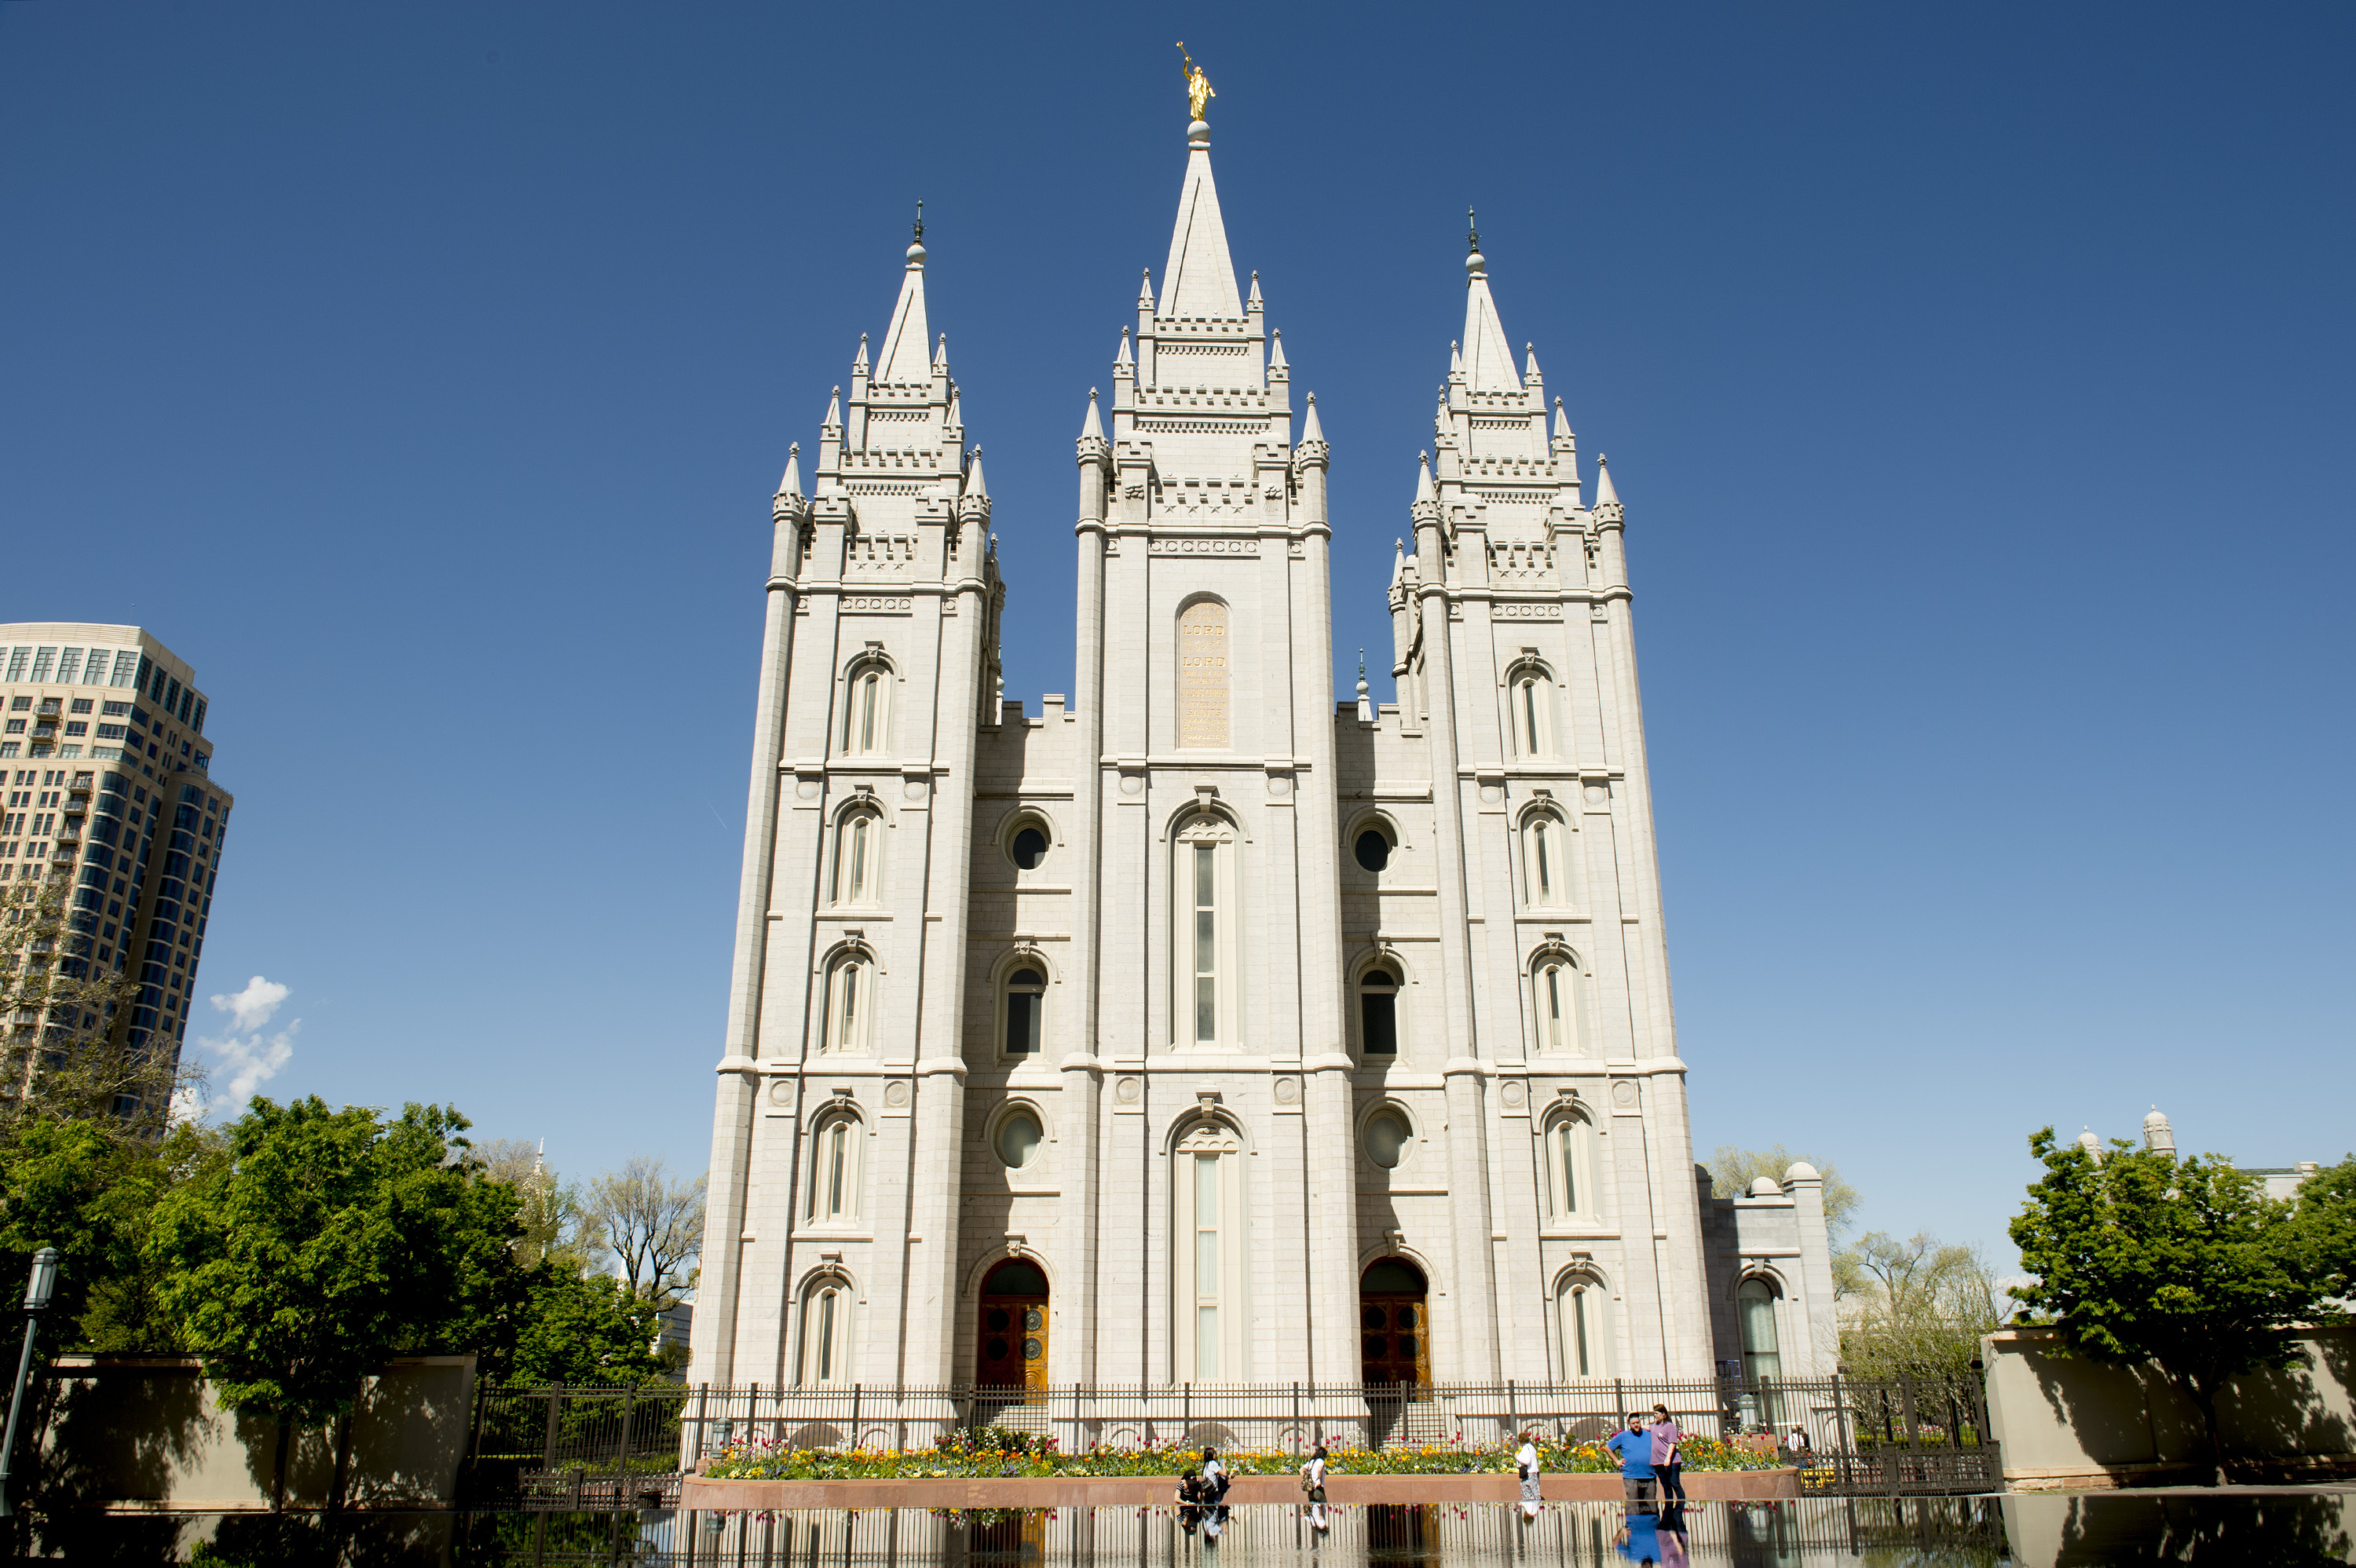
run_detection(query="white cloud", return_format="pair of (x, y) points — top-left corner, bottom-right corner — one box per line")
(211, 975), (290, 1033)
(190, 976), (300, 1114)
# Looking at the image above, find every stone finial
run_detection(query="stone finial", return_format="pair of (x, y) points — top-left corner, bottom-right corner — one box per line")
(2078, 1128), (2104, 1164)
(2142, 1106), (2175, 1154)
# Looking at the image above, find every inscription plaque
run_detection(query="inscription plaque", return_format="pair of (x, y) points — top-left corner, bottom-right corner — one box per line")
(1176, 601), (1230, 749)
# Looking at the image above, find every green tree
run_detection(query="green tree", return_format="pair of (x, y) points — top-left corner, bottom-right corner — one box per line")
(2007, 1127), (2325, 1486)
(507, 1266), (665, 1386)
(1836, 1230), (2002, 1380)
(145, 1097), (529, 1508)
(2289, 1155), (2356, 1306)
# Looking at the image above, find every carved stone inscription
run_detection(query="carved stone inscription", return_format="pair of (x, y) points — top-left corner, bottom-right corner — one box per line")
(1176, 601), (1230, 749)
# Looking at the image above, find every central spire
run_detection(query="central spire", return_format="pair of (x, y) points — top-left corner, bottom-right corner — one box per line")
(1160, 116), (1242, 320)
(1459, 210), (1520, 395)
(876, 207), (933, 384)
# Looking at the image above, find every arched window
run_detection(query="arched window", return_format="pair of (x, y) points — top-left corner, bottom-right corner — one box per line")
(1173, 815), (1238, 1048)
(821, 952), (873, 1054)
(1522, 810), (1569, 907)
(1359, 964), (1399, 1057)
(1542, 1109), (1593, 1221)
(841, 659), (891, 757)
(798, 1274), (851, 1386)
(1508, 665), (1556, 759)
(1173, 1120), (1245, 1381)
(807, 1113), (862, 1223)
(1738, 1278), (1783, 1381)
(1001, 965), (1045, 1057)
(832, 808), (880, 905)
(1531, 951), (1585, 1055)
(1556, 1273), (1609, 1379)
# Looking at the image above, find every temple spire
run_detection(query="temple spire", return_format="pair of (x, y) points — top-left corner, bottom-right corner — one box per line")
(1460, 214), (1520, 393)
(1301, 392), (1325, 445)
(1081, 388), (1104, 440)
(1593, 452), (1619, 507)
(876, 221), (933, 383)
(777, 442), (803, 498)
(1160, 116), (1242, 318)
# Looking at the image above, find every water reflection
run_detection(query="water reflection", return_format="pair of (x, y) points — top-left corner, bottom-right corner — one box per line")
(31, 1493), (2356, 1563)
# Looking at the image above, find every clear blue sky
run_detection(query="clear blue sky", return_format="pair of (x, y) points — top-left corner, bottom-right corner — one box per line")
(3, 2), (2349, 1266)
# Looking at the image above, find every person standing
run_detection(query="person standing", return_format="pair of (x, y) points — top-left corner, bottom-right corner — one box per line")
(1200, 1447), (1229, 1526)
(1299, 1443), (1330, 1532)
(1515, 1429), (1542, 1518)
(1786, 1425), (1812, 1466)
(1604, 1412), (1658, 1516)
(1648, 1404), (1688, 1511)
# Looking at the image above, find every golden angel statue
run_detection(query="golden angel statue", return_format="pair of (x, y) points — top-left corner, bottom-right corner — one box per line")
(1177, 42), (1215, 122)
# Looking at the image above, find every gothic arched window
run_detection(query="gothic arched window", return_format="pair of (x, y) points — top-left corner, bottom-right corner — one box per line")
(841, 658), (892, 757)
(1557, 1272), (1609, 1380)
(1173, 815), (1238, 1048)
(1531, 950), (1586, 1056)
(1542, 1107), (1594, 1221)
(1359, 963), (1399, 1057)
(1522, 810), (1570, 908)
(807, 1112), (862, 1223)
(1173, 1120), (1245, 1382)
(1001, 965), (1046, 1058)
(1507, 663), (1557, 759)
(821, 952), (873, 1054)
(832, 808), (880, 905)
(798, 1274), (852, 1386)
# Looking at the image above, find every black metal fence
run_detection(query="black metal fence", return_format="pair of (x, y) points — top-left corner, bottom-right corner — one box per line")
(461, 1371), (1998, 1510)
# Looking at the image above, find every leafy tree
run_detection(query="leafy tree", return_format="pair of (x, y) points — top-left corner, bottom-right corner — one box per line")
(2007, 1127), (2325, 1486)
(0, 872), (184, 1141)
(1837, 1229), (2002, 1380)
(145, 1097), (529, 1507)
(2288, 1155), (2356, 1305)
(507, 1266), (665, 1386)
(583, 1155), (704, 1306)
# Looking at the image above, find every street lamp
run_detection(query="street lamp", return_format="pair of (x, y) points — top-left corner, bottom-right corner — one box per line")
(0, 1248), (59, 1519)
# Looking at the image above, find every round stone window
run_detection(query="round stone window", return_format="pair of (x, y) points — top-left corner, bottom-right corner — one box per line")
(1354, 828), (1392, 873)
(1364, 1109), (1411, 1169)
(997, 1109), (1043, 1169)
(1010, 824), (1049, 870)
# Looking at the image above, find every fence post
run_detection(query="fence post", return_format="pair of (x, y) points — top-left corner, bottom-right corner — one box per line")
(850, 1383), (862, 1453)
(1506, 1379), (1516, 1441)
(614, 1385), (636, 1495)
(1829, 1373), (1849, 1490)
(542, 1391), (561, 1475)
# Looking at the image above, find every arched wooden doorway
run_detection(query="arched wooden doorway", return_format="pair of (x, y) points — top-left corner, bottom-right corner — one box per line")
(975, 1258), (1049, 1391)
(1359, 1256), (1431, 1391)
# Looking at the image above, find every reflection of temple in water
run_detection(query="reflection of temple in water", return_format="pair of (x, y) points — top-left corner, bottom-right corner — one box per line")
(690, 93), (1840, 1402)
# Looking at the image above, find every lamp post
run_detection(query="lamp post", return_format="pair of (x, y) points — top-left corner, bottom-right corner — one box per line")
(0, 1248), (59, 1519)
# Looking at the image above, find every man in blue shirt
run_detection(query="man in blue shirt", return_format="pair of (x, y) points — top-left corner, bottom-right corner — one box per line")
(1604, 1412), (1659, 1515)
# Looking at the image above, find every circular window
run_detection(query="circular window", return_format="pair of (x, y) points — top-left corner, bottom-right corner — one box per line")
(1354, 828), (1392, 873)
(1364, 1109), (1411, 1169)
(997, 1109), (1043, 1169)
(1010, 824), (1049, 870)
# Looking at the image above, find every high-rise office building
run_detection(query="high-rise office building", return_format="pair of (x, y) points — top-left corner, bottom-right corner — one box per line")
(1, 623), (233, 1076)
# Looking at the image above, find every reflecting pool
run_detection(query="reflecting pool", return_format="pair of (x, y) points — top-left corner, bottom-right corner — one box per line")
(36, 1492), (2356, 1564)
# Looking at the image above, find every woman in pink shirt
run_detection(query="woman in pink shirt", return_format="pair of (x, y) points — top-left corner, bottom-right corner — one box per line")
(1648, 1404), (1688, 1508)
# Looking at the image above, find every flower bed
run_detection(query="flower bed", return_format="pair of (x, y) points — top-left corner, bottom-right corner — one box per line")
(703, 1425), (1781, 1482)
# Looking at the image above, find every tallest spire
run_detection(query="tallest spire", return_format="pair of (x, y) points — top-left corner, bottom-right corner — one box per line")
(1459, 209), (1520, 394)
(876, 203), (933, 383)
(1160, 52), (1242, 320)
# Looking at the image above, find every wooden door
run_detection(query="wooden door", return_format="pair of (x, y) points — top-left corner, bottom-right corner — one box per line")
(975, 1259), (1052, 1391)
(1359, 1256), (1432, 1393)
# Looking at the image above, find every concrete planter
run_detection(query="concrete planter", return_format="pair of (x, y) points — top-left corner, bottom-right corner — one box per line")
(680, 1467), (1802, 1511)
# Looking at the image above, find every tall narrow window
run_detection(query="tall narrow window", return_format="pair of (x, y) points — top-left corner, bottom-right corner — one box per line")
(1557, 1276), (1607, 1379)
(833, 811), (877, 905)
(1533, 954), (1581, 1054)
(1738, 1279), (1783, 1381)
(809, 1114), (860, 1222)
(1360, 966), (1399, 1055)
(1509, 667), (1554, 758)
(799, 1277), (849, 1385)
(842, 660), (891, 756)
(1003, 967), (1045, 1056)
(1524, 813), (1569, 906)
(1173, 1121), (1242, 1382)
(1546, 1113), (1591, 1219)
(1193, 845), (1216, 1043)
(1174, 818), (1236, 1049)
(823, 954), (872, 1054)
